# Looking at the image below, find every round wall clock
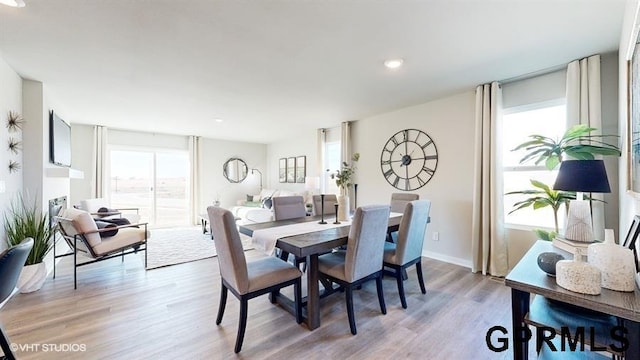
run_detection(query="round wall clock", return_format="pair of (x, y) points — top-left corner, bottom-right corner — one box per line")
(380, 128), (438, 191)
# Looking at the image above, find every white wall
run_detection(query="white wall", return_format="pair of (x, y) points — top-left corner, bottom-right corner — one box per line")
(0, 55), (23, 250)
(266, 130), (318, 196)
(70, 124), (94, 205)
(352, 92), (476, 267)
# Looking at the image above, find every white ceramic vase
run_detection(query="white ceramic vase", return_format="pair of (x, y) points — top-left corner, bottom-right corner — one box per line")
(556, 249), (601, 295)
(587, 229), (636, 292)
(18, 262), (47, 293)
(337, 195), (350, 222)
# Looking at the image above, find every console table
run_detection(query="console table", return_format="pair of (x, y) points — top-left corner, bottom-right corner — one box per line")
(505, 240), (640, 359)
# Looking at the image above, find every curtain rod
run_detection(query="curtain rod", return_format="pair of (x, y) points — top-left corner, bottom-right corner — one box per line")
(500, 63), (567, 85)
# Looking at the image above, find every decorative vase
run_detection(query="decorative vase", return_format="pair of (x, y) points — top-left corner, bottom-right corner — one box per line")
(556, 249), (601, 295)
(337, 194), (350, 222)
(537, 252), (565, 276)
(587, 229), (636, 292)
(18, 262), (47, 293)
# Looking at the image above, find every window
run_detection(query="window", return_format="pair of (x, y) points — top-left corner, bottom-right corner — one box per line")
(321, 127), (341, 194)
(502, 101), (566, 229)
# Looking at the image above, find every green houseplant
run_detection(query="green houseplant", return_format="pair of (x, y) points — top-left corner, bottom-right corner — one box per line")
(508, 125), (620, 240)
(4, 195), (54, 292)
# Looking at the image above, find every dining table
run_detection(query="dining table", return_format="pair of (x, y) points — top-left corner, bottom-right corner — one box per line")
(238, 213), (402, 330)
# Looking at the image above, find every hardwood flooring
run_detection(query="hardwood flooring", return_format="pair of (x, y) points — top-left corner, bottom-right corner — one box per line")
(0, 250), (529, 359)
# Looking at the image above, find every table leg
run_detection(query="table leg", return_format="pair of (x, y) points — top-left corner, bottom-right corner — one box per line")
(511, 288), (530, 359)
(624, 319), (640, 360)
(306, 254), (320, 330)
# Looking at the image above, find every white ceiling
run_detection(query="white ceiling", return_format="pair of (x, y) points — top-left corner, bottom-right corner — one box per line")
(0, 0), (627, 144)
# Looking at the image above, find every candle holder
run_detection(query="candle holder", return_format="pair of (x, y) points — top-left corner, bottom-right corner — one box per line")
(318, 194), (327, 224)
(333, 203), (340, 224)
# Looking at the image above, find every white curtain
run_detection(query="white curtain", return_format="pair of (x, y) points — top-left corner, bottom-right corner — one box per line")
(566, 54), (605, 241)
(189, 136), (202, 225)
(341, 121), (354, 208)
(471, 82), (508, 276)
(92, 125), (108, 199)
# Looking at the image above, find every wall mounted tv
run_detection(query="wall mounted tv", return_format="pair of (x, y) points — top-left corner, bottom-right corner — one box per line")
(49, 110), (72, 167)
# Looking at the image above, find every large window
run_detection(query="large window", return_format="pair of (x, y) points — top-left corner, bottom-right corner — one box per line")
(502, 101), (566, 228)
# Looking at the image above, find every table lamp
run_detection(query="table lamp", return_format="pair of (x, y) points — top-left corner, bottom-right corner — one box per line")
(553, 160), (611, 242)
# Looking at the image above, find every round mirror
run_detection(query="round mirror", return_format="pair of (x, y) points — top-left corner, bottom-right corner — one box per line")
(223, 157), (248, 183)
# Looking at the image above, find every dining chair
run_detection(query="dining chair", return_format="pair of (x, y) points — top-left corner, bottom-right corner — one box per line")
(388, 193), (419, 242)
(0, 238), (34, 360)
(312, 194), (338, 215)
(207, 206), (302, 353)
(383, 200), (431, 309)
(317, 204), (390, 335)
(272, 195), (306, 220)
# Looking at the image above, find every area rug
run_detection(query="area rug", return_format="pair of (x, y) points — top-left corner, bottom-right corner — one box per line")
(145, 226), (253, 269)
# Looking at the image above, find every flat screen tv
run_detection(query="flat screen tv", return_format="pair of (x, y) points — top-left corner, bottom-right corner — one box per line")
(49, 110), (72, 167)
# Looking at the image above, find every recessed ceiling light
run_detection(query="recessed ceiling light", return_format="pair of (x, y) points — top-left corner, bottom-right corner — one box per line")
(0, 0), (25, 7)
(215, 118), (223, 123)
(384, 58), (404, 69)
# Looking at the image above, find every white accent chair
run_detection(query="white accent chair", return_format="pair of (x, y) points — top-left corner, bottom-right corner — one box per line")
(207, 206), (302, 353)
(78, 197), (141, 224)
(55, 207), (148, 289)
(383, 200), (431, 308)
(317, 205), (390, 335)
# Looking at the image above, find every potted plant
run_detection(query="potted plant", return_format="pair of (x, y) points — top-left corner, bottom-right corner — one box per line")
(508, 124), (620, 240)
(329, 153), (360, 221)
(4, 195), (54, 293)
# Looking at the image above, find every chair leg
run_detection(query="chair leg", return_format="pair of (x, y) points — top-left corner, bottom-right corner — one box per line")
(395, 267), (407, 309)
(346, 286), (357, 335)
(416, 261), (427, 294)
(376, 274), (387, 315)
(121, 249), (124, 262)
(0, 323), (16, 360)
(74, 241), (78, 290)
(235, 297), (248, 353)
(216, 283), (228, 325)
(294, 278), (302, 324)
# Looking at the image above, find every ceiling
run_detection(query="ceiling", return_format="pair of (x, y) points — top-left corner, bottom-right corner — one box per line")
(0, 0), (627, 144)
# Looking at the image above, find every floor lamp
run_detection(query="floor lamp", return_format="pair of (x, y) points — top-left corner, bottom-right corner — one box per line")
(553, 160), (611, 242)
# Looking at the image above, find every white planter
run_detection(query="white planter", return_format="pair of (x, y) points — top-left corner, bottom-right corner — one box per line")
(18, 262), (47, 293)
(337, 195), (350, 222)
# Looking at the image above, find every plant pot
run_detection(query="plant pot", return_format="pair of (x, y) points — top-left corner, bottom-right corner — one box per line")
(18, 262), (47, 293)
(337, 195), (350, 222)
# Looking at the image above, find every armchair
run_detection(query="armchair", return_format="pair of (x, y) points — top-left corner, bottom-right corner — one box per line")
(78, 197), (141, 224)
(54, 207), (148, 289)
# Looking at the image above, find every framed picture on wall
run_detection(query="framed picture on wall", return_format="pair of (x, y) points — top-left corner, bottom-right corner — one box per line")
(286, 157), (296, 183)
(295, 156), (306, 183)
(279, 158), (287, 183)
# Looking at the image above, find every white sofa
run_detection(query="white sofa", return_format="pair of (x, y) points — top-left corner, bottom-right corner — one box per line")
(231, 189), (307, 224)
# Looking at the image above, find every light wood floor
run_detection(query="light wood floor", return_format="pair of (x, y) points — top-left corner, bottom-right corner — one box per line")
(0, 250), (528, 359)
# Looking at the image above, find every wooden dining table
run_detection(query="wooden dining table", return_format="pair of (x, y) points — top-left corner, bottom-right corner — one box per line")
(238, 214), (402, 330)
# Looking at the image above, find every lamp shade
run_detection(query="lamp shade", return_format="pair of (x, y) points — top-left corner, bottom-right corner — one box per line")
(553, 160), (611, 193)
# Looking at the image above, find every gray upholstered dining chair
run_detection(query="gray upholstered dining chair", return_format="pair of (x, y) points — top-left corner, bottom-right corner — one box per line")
(312, 194), (338, 215)
(390, 193), (419, 213)
(272, 195), (306, 220)
(388, 193), (419, 242)
(317, 205), (390, 335)
(0, 238), (33, 360)
(384, 200), (431, 309)
(207, 206), (302, 353)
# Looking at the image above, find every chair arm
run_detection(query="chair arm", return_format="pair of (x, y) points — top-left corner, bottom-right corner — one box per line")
(82, 222), (148, 235)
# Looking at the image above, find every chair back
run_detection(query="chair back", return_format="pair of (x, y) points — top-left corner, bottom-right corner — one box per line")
(272, 196), (306, 220)
(57, 208), (102, 257)
(390, 193), (419, 213)
(0, 238), (33, 303)
(208, 206), (249, 294)
(395, 200), (431, 265)
(345, 205), (390, 282)
(312, 194), (338, 215)
(79, 198), (109, 213)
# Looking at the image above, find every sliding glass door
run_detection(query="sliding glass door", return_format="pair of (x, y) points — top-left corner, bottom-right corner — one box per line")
(110, 148), (190, 228)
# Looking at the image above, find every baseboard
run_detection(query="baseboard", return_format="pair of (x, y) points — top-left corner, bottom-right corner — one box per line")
(422, 250), (472, 269)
